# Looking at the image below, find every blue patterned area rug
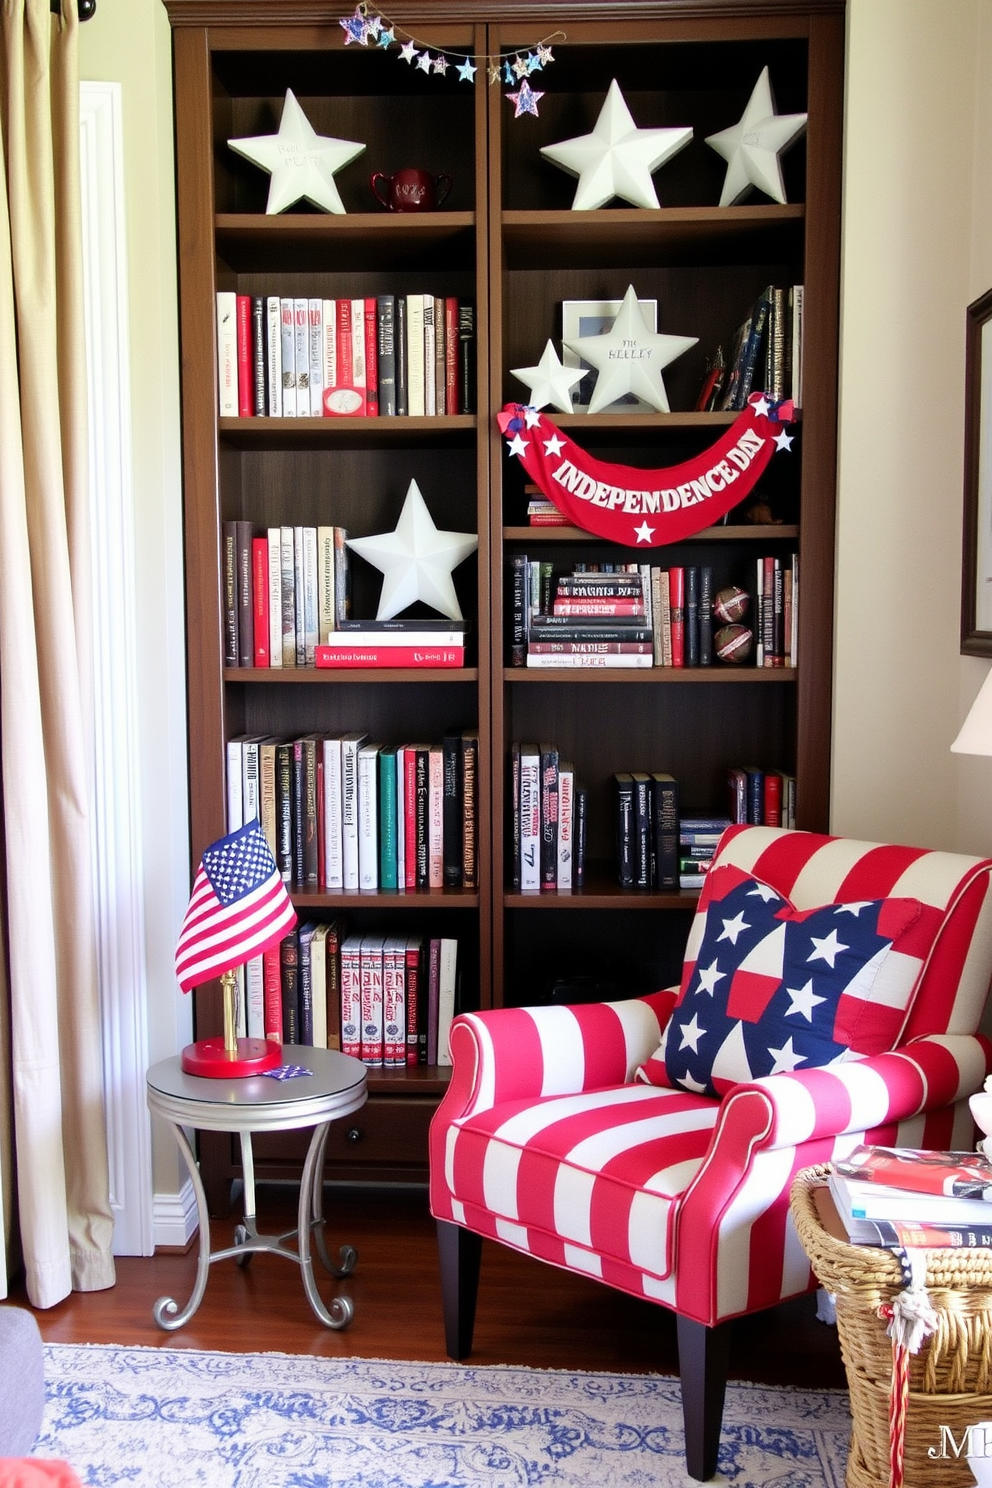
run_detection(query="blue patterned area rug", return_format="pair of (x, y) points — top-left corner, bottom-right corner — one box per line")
(35, 1343), (850, 1487)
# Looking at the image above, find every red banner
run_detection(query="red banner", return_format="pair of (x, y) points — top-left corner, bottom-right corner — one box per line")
(497, 395), (795, 547)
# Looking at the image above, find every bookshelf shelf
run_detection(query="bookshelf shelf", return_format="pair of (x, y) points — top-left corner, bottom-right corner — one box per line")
(227, 668), (480, 684)
(501, 204), (805, 271)
(218, 415), (477, 450)
(504, 525), (800, 542)
(502, 668), (798, 684)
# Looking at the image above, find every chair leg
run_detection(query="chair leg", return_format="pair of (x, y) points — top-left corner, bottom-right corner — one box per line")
(436, 1220), (482, 1360)
(676, 1314), (732, 1482)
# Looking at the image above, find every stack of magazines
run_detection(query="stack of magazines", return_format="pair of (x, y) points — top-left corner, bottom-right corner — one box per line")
(827, 1144), (992, 1249)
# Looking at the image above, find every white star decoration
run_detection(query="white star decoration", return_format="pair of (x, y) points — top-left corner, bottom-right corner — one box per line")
(695, 959), (726, 996)
(705, 66), (807, 208)
(717, 911), (750, 946)
(511, 340), (585, 413)
(562, 284), (697, 415)
(542, 432), (565, 457)
(633, 521), (655, 544)
(679, 1014), (707, 1054)
(346, 479), (478, 621)
(767, 1036), (807, 1075)
(807, 929), (849, 969)
(540, 78), (692, 211)
(784, 979), (826, 1022)
(228, 90), (366, 216)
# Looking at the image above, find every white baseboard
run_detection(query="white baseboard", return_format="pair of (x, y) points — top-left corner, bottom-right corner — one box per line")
(152, 1179), (198, 1250)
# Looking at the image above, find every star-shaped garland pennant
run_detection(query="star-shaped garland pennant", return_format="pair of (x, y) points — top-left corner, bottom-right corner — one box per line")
(228, 90), (365, 215)
(540, 78), (693, 210)
(562, 284), (698, 415)
(346, 479), (478, 621)
(705, 66), (807, 207)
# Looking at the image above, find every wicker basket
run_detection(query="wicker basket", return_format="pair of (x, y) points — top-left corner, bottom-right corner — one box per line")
(790, 1166), (992, 1488)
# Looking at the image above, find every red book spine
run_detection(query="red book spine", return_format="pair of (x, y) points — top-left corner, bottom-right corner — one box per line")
(340, 942), (361, 1059)
(262, 944), (283, 1043)
(405, 940), (421, 1065)
(360, 944), (383, 1067)
(404, 752), (418, 890)
(383, 943), (405, 1067)
(551, 600), (646, 616)
(251, 536), (269, 666)
(364, 297), (378, 418)
(668, 567), (685, 667)
(763, 770), (782, 827)
(444, 296), (459, 415)
(236, 294), (252, 417)
(315, 645), (464, 668)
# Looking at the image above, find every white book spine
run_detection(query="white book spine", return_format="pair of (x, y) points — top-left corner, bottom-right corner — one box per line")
(280, 297), (296, 416)
(360, 936), (384, 1067)
(294, 297), (310, 416)
(216, 291), (238, 417)
(242, 740), (260, 824)
(310, 924), (328, 1050)
(308, 298), (324, 417)
(382, 935), (406, 1068)
(235, 964), (247, 1038)
(265, 296), (282, 416)
(323, 736), (344, 889)
(405, 294), (425, 416)
(557, 765), (574, 890)
(791, 283), (804, 407)
(519, 748), (540, 891)
(422, 294), (436, 417)
(357, 745), (380, 890)
(436, 937), (458, 1066)
(293, 526), (306, 665)
(279, 525), (296, 666)
(303, 525), (319, 665)
(317, 526), (336, 642)
(790, 551), (799, 667)
(341, 735), (365, 889)
(246, 955), (265, 1039)
(428, 745), (444, 888)
(226, 739), (244, 831)
(267, 527), (282, 667)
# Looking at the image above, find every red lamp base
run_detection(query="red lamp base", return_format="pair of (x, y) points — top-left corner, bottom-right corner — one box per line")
(180, 1037), (282, 1078)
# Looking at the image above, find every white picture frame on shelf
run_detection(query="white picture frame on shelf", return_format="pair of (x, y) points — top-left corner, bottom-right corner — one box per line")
(560, 298), (658, 412)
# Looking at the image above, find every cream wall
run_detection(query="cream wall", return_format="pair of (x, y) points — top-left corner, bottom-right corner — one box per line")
(833, 0), (992, 852)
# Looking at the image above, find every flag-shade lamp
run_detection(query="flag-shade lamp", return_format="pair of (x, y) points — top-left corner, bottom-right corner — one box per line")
(175, 820), (297, 1077)
(951, 670), (992, 757)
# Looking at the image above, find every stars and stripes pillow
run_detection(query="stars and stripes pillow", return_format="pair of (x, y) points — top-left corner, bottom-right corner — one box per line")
(637, 864), (932, 1098)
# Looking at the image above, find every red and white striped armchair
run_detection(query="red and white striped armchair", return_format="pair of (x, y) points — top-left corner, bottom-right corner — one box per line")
(429, 826), (992, 1481)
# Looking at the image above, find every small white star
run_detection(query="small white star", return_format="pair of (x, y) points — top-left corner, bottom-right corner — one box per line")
(784, 979), (826, 1022)
(679, 1014), (707, 1053)
(506, 432), (529, 457)
(717, 911), (751, 946)
(750, 395), (771, 418)
(807, 929), (849, 969)
(433, 54), (449, 76)
(705, 66), (808, 207)
(416, 50), (433, 73)
(400, 40), (418, 64)
(522, 407), (542, 428)
(695, 959), (726, 996)
(767, 1036), (807, 1075)
(512, 53), (530, 79)
(835, 901), (871, 916)
(679, 1071), (709, 1094)
(747, 881), (780, 902)
(511, 340), (585, 413)
(773, 429), (794, 452)
(457, 57), (477, 83)
(537, 45), (554, 66)
(633, 521), (655, 544)
(543, 433), (566, 457)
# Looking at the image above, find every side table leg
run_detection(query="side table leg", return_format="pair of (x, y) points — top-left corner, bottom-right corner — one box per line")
(308, 1123), (357, 1279)
(152, 1120), (214, 1330)
(297, 1121), (354, 1328)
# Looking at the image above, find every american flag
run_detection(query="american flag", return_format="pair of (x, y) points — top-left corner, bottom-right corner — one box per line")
(175, 820), (297, 992)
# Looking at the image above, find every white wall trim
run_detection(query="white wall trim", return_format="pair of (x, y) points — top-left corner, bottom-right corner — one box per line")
(152, 1179), (198, 1250)
(79, 80), (154, 1257)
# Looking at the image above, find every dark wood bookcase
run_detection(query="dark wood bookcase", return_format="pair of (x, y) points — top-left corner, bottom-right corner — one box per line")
(164, 1), (843, 1213)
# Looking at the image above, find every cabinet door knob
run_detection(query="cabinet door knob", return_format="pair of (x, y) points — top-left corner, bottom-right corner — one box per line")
(345, 1126), (363, 1143)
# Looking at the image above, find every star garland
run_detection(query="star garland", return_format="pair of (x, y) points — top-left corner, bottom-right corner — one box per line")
(338, 3), (564, 117)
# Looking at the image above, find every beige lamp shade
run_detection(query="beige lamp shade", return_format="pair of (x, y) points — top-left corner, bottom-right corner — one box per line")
(951, 670), (992, 756)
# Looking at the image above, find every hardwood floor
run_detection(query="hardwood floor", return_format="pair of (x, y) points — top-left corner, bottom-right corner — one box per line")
(8, 1183), (847, 1391)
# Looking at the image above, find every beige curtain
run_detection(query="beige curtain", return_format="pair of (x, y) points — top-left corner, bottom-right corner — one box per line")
(0, 0), (114, 1306)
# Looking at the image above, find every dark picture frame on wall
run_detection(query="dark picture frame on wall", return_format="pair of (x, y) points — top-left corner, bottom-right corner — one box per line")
(962, 288), (992, 655)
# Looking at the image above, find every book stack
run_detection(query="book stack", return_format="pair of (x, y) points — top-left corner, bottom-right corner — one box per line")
(726, 768), (796, 828)
(525, 483), (569, 527)
(678, 815), (730, 889)
(525, 566), (653, 670)
(614, 772), (680, 889)
(222, 522), (350, 669)
(699, 283), (804, 413)
(753, 553), (799, 668)
(216, 291), (475, 420)
(226, 730), (478, 892)
(316, 619), (469, 670)
(509, 742), (587, 891)
(827, 1144), (992, 1249)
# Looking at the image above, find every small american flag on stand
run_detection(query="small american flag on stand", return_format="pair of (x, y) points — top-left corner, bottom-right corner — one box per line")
(175, 820), (296, 992)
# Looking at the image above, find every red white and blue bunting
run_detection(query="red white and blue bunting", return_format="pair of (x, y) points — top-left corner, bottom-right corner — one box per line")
(496, 395), (795, 547)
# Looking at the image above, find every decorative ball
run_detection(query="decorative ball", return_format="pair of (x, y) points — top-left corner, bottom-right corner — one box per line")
(715, 623), (753, 663)
(713, 585), (749, 623)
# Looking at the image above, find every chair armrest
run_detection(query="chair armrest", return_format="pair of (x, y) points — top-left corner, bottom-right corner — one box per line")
(435, 989), (676, 1124)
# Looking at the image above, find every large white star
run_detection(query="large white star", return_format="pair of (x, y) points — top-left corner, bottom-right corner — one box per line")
(511, 340), (585, 413)
(767, 1036), (807, 1075)
(346, 479), (478, 621)
(807, 928), (849, 969)
(784, 979), (826, 1022)
(679, 1014), (707, 1054)
(228, 90), (366, 216)
(541, 78), (692, 211)
(705, 67), (807, 208)
(563, 284), (697, 415)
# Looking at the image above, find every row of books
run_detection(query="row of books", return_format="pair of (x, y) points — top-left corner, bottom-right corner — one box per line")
(508, 557), (798, 669)
(315, 619), (469, 670)
(216, 291), (475, 420)
(615, 772), (681, 888)
(675, 816), (732, 890)
(509, 742), (587, 892)
(696, 283), (804, 413)
(727, 766), (797, 829)
(236, 923), (459, 1070)
(227, 730), (479, 892)
(223, 522), (351, 669)
(827, 1144), (992, 1250)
